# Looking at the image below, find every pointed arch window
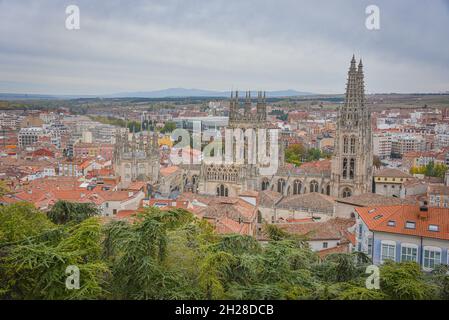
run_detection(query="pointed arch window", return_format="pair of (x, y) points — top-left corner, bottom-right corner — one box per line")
(261, 179), (269, 191)
(343, 158), (348, 179)
(326, 185), (331, 196)
(343, 136), (349, 153)
(342, 187), (352, 198)
(277, 179), (286, 194)
(310, 180), (319, 193)
(293, 180), (302, 195)
(350, 136), (356, 154)
(350, 158), (355, 179)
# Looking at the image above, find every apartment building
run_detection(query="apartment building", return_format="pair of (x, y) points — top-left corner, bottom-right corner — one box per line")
(355, 204), (449, 271)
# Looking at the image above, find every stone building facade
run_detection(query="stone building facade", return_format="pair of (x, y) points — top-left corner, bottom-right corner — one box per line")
(114, 129), (160, 185)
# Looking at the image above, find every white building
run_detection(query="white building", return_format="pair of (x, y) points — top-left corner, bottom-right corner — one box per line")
(18, 127), (44, 148)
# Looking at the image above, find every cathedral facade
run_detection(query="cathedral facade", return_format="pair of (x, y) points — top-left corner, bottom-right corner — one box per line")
(182, 56), (373, 199)
(114, 129), (160, 185)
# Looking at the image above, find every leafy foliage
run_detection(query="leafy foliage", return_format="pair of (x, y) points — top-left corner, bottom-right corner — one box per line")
(160, 121), (177, 134)
(47, 200), (100, 225)
(285, 144), (328, 167)
(1, 203), (448, 300)
(410, 161), (448, 178)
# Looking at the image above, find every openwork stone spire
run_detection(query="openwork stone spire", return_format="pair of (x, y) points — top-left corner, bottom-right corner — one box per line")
(331, 55), (373, 198)
(340, 55), (367, 128)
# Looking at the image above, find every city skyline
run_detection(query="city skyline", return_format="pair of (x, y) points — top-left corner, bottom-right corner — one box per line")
(1, 0), (449, 95)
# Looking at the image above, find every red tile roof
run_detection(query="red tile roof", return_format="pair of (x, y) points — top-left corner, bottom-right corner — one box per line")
(356, 205), (449, 240)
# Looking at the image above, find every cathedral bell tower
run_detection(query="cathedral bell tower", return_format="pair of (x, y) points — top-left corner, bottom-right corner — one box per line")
(331, 55), (373, 198)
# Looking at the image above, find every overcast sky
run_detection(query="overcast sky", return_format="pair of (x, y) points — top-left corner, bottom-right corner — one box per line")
(0, 0), (448, 95)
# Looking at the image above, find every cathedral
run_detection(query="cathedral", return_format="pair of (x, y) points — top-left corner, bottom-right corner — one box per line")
(114, 128), (160, 185)
(181, 56), (373, 199)
(114, 56), (373, 199)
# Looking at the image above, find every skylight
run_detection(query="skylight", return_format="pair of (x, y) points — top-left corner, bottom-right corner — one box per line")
(387, 220), (396, 227)
(405, 221), (416, 229)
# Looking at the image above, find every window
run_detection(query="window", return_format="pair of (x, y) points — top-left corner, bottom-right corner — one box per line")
(343, 136), (349, 153)
(217, 184), (229, 197)
(401, 245), (418, 262)
(423, 247), (441, 270)
(261, 179), (269, 191)
(368, 239), (373, 256)
(387, 220), (396, 227)
(310, 181), (319, 193)
(342, 187), (352, 198)
(349, 158), (355, 179)
(277, 179), (286, 194)
(350, 136), (356, 154)
(342, 158), (348, 178)
(405, 221), (416, 229)
(428, 224), (439, 232)
(293, 180), (302, 195)
(381, 241), (396, 263)
(323, 242), (328, 249)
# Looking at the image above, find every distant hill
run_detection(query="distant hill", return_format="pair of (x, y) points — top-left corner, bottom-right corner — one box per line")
(103, 88), (315, 98)
(0, 88), (313, 100)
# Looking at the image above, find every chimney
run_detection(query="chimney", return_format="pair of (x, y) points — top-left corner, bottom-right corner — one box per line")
(419, 201), (429, 220)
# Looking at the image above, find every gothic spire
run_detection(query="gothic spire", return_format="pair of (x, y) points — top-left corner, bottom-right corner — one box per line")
(244, 90), (251, 118)
(340, 55), (365, 128)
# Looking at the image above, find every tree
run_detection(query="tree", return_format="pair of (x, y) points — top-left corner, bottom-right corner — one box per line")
(0, 202), (54, 243)
(285, 144), (306, 166)
(410, 162), (448, 178)
(285, 144), (326, 166)
(2, 203), (449, 300)
(0, 216), (108, 299)
(47, 200), (100, 225)
(380, 261), (437, 300)
(373, 155), (382, 169)
(0, 180), (10, 197)
(104, 208), (204, 299)
(160, 121), (176, 134)
(305, 148), (322, 162)
(338, 285), (387, 300)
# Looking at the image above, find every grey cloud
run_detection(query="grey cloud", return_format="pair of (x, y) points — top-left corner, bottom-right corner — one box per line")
(0, 0), (448, 95)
